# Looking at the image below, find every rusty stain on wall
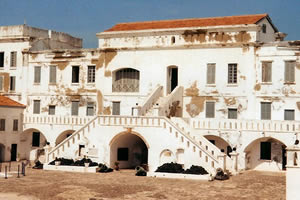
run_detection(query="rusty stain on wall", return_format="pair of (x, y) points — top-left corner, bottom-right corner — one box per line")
(234, 31), (251, 43)
(51, 61), (69, 71)
(224, 97), (236, 106)
(254, 83), (261, 91)
(104, 70), (112, 77)
(97, 90), (103, 114)
(240, 75), (246, 80)
(185, 81), (199, 96)
(92, 49), (117, 70)
(103, 106), (111, 115)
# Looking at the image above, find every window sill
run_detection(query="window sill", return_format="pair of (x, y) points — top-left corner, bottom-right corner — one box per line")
(284, 82), (296, 85)
(261, 82), (272, 85)
(49, 83), (57, 86)
(9, 67), (17, 70)
(33, 83), (41, 86)
(71, 83), (80, 86)
(227, 84), (238, 87)
(206, 84), (216, 87)
(259, 159), (272, 162)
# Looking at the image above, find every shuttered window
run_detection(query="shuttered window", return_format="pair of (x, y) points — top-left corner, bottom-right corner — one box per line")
(0, 119), (5, 131)
(205, 102), (215, 118)
(228, 108), (237, 119)
(112, 68), (139, 92)
(262, 62), (272, 83)
(112, 102), (120, 115)
(10, 51), (17, 67)
(88, 66), (95, 83)
(13, 119), (18, 131)
(10, 76), (16, 91)
(49, 105), (55, 115)
(261, 102), (271, 120)
(0, 76), (3, 91)
(34, 66), (41, 84)
(71, 101), (79, 116)
(33, 100), (40, 114)
(86, 102), (94, 116)
(284, 109), (295, 121)
(72, 66), (80, 83)
(285, 61), (295, 83)
(49, 66), (57, 84)
(228, 64), (237, 84)
(207, 63), (216, 84)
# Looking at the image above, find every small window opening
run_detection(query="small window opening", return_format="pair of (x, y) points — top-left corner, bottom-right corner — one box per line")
(171, 36), (176, 44)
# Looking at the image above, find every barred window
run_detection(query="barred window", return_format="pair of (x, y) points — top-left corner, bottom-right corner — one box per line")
(10, 51), (17, 67)
(112, 68), (139, 92)
(88, 66), (95, 83)
(228, 64), (237, 84)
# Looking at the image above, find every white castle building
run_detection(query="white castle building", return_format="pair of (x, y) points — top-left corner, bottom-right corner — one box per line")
(0, 14), (299, 174)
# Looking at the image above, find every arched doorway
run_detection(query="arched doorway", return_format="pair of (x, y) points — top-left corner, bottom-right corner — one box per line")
(21, 128), (48, 161)
(204, 135), (232, 157)
(167, 65), (178, 94)
(110, 132), (148, 169)
(55, 130), (75, 146)
(0, 143), (5, 162)
(244, 137), (287, 171)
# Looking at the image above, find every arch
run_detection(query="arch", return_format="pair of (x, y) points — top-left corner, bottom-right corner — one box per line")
(243, 137), (287, 171)
(109, 131), (149, 169)
(159, 149), (176, 165)
(204, 135), (233, 156)
(167, 65), (178, 94)
(112, 68), (140, 92)
(55, 130), (75, 146)
(0, 143), (5, 162)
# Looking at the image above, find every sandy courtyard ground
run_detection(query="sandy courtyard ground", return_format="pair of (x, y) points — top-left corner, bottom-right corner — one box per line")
(0, 164), (285, 200)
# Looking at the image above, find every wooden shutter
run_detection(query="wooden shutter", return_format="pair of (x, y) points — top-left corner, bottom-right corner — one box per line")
(86, 102), (94, 116)
(262, 62), (272, 82)
(284, 110), (294, 120)
(112, 102), (120, 115)
(0, 119), (5, 131)
(285, 61), (295, 83)
(49, 66), (56, 83)
(0, 76), (3, 91)
(261, 102), (271, 120)
(33, 100), (40, 114)
(205, 102), (215, 118)
(34, 66), (41, 83)
(71, 101), (79, 116)
(13, 119), (18, 131)
(207, 64), (216, 84)
(228, 109), (237, 119)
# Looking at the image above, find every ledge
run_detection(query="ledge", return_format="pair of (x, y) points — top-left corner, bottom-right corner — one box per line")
(147, 172), (210, 181)
(43, 164), (98, 173)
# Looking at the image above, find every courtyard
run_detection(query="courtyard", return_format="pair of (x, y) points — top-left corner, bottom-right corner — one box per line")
(0, 164), (285, 200)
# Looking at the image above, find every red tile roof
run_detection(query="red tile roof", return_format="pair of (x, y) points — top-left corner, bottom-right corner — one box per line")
(0, 96), (26, 108)
(104, 14), (268, 32)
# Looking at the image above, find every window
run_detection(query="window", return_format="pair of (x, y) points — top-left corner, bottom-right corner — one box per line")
(86, 102), (94, 116)
(49, 105), (55, 115)
(0, 76), (3, 91)
(0, 119), (5, 131)
(112, 68), (139, 92)
(72, 66), (80, 83)
(0, 52), (4, 68)
(228, 108), (237, 119)
(205, 102), (215, 118)
(117, 148), (129, 161)
(206, 63), (216, 84)
(171, 36), (176, 44)
(10, 76), (16, 91)
(261, 102), (271, 120)
(71, 101), (79, 116)
(33, 100), (40, 114)
(262, 24), (267, 33)
(285, 61), (295, 83)
(49, 66), (57, 84)
(284, 109), (295, 121)
(88, 66), (95, 83)
(228, 64), (237, 84)
(112, 101), (120, 115)
(260, 142), (271, 160)
(13, 119), (18, 131)
(262, 62), (272, 83)
(10, 51), (17, 67)
(32, 132), (40, 147)
(34, 66), (41, 84)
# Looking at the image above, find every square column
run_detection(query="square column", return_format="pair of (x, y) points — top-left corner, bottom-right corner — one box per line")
(286, 143), (300, 200)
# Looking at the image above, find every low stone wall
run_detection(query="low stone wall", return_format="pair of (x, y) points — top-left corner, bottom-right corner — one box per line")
(147, 172), (210, 181)
(43, 164), (98, 173)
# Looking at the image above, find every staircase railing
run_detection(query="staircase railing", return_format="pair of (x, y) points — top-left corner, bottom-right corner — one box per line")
(138, 85), (163, 116)
(158, 86), (183, 117)
(47, 116), (99, 162)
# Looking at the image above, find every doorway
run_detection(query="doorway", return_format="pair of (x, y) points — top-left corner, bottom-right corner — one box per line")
(282, 146), (286, 170)
(11, 144), (17, 161)
(167, 66), (178, 94)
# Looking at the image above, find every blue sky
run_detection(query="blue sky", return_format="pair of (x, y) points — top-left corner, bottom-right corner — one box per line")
(1, 0), (299, 48)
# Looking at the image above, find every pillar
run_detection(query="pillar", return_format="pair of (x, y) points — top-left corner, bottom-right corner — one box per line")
(286, 143), (300, 200)
(217, 153), (227, 171)
(230, 151), (239, 175)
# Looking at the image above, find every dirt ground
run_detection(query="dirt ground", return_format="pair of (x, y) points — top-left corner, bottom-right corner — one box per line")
(0, 163), (285, 200)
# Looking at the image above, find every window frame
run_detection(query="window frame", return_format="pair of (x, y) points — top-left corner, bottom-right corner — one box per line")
(284, 109), (295, 121)
(71, 101), (79, 116)
(87, 66), (96, 83)
(228, 63), (238, 84)
(49, 65), (57, 84)
(206, 63), (216, 85)
(228, 108), (238, 119)
(13, 119), (18, 131)
(33, 100), (41, 114)
(34, 66), (41, 84)
(205, 101), (215, 118)
(10, 51), (17, 67)
(112, 68), (140, 93)
(261, 61), (272, 83)
(48, 105), (56, 115)
(284, 61), (295, 84)
(10, 76), (16, 92)
(261, 102), (271, 120)
(72, 66), (80, 83)
(0, 119), (5, 131)
(86, 102), (95, 116)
